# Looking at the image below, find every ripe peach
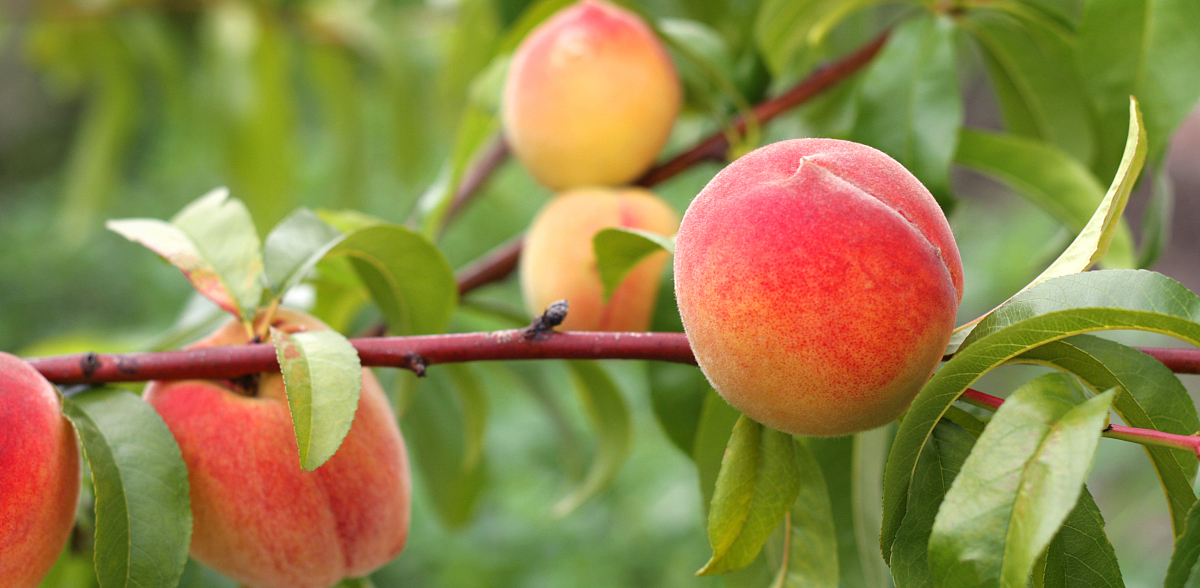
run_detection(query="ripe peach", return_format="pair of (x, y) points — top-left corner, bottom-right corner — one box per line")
(143, 309), (410, 588)
(502, 0), (681, 190)
(673, 139), (963, 437)
(520, 187), (679, 332)
(0, 352), (80, 588)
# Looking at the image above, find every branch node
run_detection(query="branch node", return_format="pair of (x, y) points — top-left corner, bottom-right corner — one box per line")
(407, 353), (429, 377)
(79, 352), (100, 378)
(523, 300), (569, 341)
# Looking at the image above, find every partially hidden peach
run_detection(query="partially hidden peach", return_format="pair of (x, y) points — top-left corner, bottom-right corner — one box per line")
(143, 309), (410, 588)
(502, 0), (681, 191)
(673, 138), (963, 437)
(0, 352), (80, 588)
(521, 187), (679, 332)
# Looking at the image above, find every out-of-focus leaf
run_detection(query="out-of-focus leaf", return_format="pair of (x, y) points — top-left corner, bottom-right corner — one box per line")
(554, 361), (633, 515)
(1166, 499), (1200, 588)
(497, 0), (575, 53)
(107, 188), (264, 322)
(852, 13), (962, 208)
(263, 208), (346, 297)
(1077, 0), (1200, 178)
(63, 388), (192, 588)
(414, 109), (499, 238)
(881, 268), (1200, 562)
(928, 375), (1114, 587)
(773, 439), (838, 588)
(647, 361), (710, 456)
(698, 416), (801, 575)
(753, 0), (882, 76)
(307, 43), (366, 211)
(692, 388), (741, 511)
(593, 228), (674, 301)
(443, 363), (488, 471)
(1014, 335), (1198, 535)
(1042, 489), (1124, 588)
(272, 327), (361, 471)
(960, 8), (1094, 166)
(954, 128), (1135, 269)
(326, 224), (457, 335)
(891, 418), (978, 588)
(1139, 163), (1174, 268)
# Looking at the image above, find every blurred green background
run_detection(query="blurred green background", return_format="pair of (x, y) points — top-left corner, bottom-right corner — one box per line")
(3, 0), (1199, 586)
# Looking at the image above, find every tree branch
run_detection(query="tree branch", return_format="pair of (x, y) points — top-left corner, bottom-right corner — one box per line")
(452, 28), (892, 296)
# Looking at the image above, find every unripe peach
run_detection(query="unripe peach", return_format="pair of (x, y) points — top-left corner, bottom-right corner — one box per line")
(521, 187), (679, 332)
(502, 0), (681, 190)
(0, 352), (80, 588)
(143, 309), (410, 588)
(674, 139), (963, 437)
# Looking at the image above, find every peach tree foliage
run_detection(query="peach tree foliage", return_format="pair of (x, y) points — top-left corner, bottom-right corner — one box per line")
(12, 0), (1200, 587)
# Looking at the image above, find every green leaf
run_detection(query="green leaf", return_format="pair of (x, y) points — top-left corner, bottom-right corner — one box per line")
(891, 418), (979, 588)
(753, 0), (882, 76)
(954, 128), (1135, 269)
(1077, 0), (1200, 178)
(554, 361), (633, 515)
(960, 8), (1095, 166)
(444, 363), (489, 472)
(1042, 488), (1124, 588)
(1166, 499), (1200, 588)
(402, 366), (488, 529)
(852, 13), (962, 208)
(263, 208), (346, 297)
(1138, 164), (1174, 268)
(692, 388), (742, 511)
(698, 416), (801, 575)
(497, 0), (575, 54)
(1013, 335), (1198, 535)
(808, 432), (893, 588)
(774, 439), (839, 588)
(271, 327), (362, 471)
(107, 188), (265, 322)
(62, 387), (192, 588)
(928, 374), (1114, 588)
(327, 224), (458, 335)
(647, 361), (711, 456)
(881, 268), (1200, 562)
(593, 227), (674, 302)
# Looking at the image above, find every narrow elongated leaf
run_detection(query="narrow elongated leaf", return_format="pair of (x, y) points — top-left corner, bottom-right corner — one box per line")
(891, 419), (978, 588)
(272, 328), (362, 471)
(1013, 335), (1198, 535)
(928, 375), (1114, 587)
(881, 268), (1200, 562)
(692, 388), (742, 511)
(554, 361), (632, 515)
(62, 387), (191, 588)
(1077, 0), (1200, 177)
(327, 224), (457, 335)
(443, 363), (488, 471)
(852, 13), (961, 207)
(753, 0), (882, 75)
(1166, 499), (1200, 588)
(699, 416), (801, 575)
(647, 361), (710, 456)
(954, 128), (1134, 268)
(961, 8), (1094, 165)
(1042, 489), (1123, 588)
(808, 436), (869, 587)
(263, 208), (345, 296)
(593, 228), (674, 301)
(774, 439), (838, 588)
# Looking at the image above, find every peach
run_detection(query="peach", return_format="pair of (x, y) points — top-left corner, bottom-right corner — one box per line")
(520, 187), (680, 332)
(143, 309), (410, 588)
(673, 139), (963, 437)
(502, 0), (681, 190)
(0, 352), (80, 588)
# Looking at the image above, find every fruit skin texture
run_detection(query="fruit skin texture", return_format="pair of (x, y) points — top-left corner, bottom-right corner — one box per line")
(143, 309), (410, 588)
(521, 187), (680, 332)
(502, 0), (681, 191)
(0, 352), (80, 588)
(673, 138), (963, 437)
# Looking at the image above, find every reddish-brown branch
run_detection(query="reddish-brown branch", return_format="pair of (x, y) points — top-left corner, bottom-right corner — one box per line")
(1139, 348), (1200, 374)
(451, 29), (893, 296)
(960, 387), (1200, 458)
(27, 331), (696, 385)
(634, 29), (891, 188)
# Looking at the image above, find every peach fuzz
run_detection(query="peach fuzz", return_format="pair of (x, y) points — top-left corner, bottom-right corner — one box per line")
(143, 309), (410, 588)
(520, 187), (679, 332)
(673, 138), (963, 437)
(502, 0), (681, 190)
(0, 352), (80, 588)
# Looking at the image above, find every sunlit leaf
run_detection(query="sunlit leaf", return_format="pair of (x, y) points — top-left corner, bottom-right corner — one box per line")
(593, 227), (674, 301)
(263, 208), (345, 297)
(63, 387), (192, 588)
(272, 327), (362, 471)
(928, 374), (1114, 587)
